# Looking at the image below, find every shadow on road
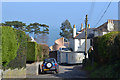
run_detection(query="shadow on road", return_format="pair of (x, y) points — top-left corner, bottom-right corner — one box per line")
(54, 64), (88, 78)
(39, 71), (55, 75)
(59, 63), (82, 66)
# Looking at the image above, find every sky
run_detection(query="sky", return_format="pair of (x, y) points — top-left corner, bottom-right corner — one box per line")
(2, 2), (118, 46)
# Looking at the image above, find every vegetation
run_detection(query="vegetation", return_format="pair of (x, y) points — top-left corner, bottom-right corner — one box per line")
(26, 22), (49, 39)
(1, 21), (26, 31)
(26, 42), (49, 62)
(27, 42), (38, 62)
(2, 26), (18, 67)
(1, 20), (49, 69)
(0, 27), (2, 69)
(83, 31), (120, 78)
(60, 19), (73, 41)
(2, 26), (31, 69)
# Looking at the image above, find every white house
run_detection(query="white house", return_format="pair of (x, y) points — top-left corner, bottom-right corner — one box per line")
(69, 24), (95, 55)
(69, 19), (120, 54)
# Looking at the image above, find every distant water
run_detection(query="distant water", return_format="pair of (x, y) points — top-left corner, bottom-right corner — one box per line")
(48, 27), (61, 47)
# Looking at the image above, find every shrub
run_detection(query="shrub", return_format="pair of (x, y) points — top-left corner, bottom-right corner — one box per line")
(2, 26), (18, 67)
(86, 31), (120, 78)
(0, 27), (2, 69)
(93, 31), (120, 65)
(27, 42), (37, 62)
(7, 30), (30, 69)
(37, 44), (43, 61)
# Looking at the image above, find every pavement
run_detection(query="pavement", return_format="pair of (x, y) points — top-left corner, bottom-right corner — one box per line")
(26, 62), (88, 78)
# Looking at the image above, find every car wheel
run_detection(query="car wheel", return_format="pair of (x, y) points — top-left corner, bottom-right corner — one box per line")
(38, 64), (41, 74)
(43, 71), (47, 74)
(55, 68), (59, 74)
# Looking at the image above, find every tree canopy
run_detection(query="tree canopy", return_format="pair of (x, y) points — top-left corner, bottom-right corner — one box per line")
(60, 19), (73, 41)
(26, 22), (49, 39)
(1, 21), (26, 31)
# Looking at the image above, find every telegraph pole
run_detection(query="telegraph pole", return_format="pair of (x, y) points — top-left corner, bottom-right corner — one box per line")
(85, 15), (88, 60)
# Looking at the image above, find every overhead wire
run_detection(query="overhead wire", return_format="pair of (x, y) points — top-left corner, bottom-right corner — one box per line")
(94, 0), (113, 28)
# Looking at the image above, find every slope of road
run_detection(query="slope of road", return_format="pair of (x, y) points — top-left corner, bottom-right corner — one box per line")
(26, 63), (88, 78)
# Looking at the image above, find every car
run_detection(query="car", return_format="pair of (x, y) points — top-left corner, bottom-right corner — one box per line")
(59, 48), (73, 51)
(40, 58), (59, 74)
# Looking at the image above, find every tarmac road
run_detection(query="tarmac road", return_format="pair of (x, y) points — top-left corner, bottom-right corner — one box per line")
(26, 62), (88, 78)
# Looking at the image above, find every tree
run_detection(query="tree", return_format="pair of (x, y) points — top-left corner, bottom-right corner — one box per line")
(60, 19), (73, 41)
(26, 23), (49, 40)
(36, 24), (49, 44)
(1, 21), (26, 31)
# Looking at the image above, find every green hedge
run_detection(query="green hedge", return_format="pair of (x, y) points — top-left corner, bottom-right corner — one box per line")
(83, 31), (120, 78)
(2, 26), (18, 67)
(93, 31), (120, 65)
(27, 42), (37, 62)
(7, 29), (30, 69)
(2, 26), (30, 69)
(26, 43), (49, 62)
(37, 44), (43, 61)
(0, 27), (2, 69)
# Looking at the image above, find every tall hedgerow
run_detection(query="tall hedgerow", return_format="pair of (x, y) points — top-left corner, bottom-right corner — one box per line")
(27, 42), (37, 62)
(2, 26), (18, 67)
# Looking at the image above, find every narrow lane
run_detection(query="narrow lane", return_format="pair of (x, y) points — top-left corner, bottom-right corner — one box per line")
(26, 63), (87, 78)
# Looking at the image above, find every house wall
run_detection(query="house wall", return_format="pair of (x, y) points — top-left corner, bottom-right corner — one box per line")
(74, 39), (91, 52)
(69, 38), (74, 50)
(94, 31), (108, 37)
(94, 31), (98, 37)
(102, 32), (108, 35)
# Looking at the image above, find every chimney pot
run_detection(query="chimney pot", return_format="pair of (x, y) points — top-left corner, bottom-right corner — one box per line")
(81, 23), (83, 30)
(73, 24), (76, 37)
(88, 24), (90, 28)
(73, 24), (75, 28)
(111, 20), (113, 24)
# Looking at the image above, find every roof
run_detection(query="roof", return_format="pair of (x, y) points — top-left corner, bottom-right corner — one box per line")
(74, 28), (95, 39)
(94, 20), (120, 32)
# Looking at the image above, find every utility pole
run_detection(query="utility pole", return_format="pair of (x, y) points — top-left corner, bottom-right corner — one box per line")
(85, 15), (88, 60)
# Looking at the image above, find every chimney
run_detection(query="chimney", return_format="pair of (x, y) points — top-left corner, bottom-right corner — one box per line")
(107, 19), (114, 31)
(108, 19), (114, 24)
(88, 24), (90, 28)
(111, 20), (113, 24)
(108, 19), (111, 23)
(73, 24), (76, 37)
(81, 23), (83, 30)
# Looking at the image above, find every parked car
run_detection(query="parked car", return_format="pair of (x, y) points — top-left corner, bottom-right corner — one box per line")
(40, 58), (59, 74)
(59, 48), (73, 51)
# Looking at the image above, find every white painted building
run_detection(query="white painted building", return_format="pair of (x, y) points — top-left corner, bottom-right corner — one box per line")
(69, 24), (95, 56)
(69, 19), (120, 54)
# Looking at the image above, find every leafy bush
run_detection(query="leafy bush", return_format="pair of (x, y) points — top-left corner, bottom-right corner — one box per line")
(27, 42), (37, 62)
(6, 30), (30, 69)
(37, 44), (43, 61)
(26, 42), (49, 62)
(2, 26), (18, 67)
(93, 31), (120, 65)
(90, 63), (120, 78)
(2, 26), (30, 69)
(84, 31), (120, 78)
(0, 27), (2, 69)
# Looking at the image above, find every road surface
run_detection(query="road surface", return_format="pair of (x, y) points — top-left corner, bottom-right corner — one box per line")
(26, 62), (88, 78)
